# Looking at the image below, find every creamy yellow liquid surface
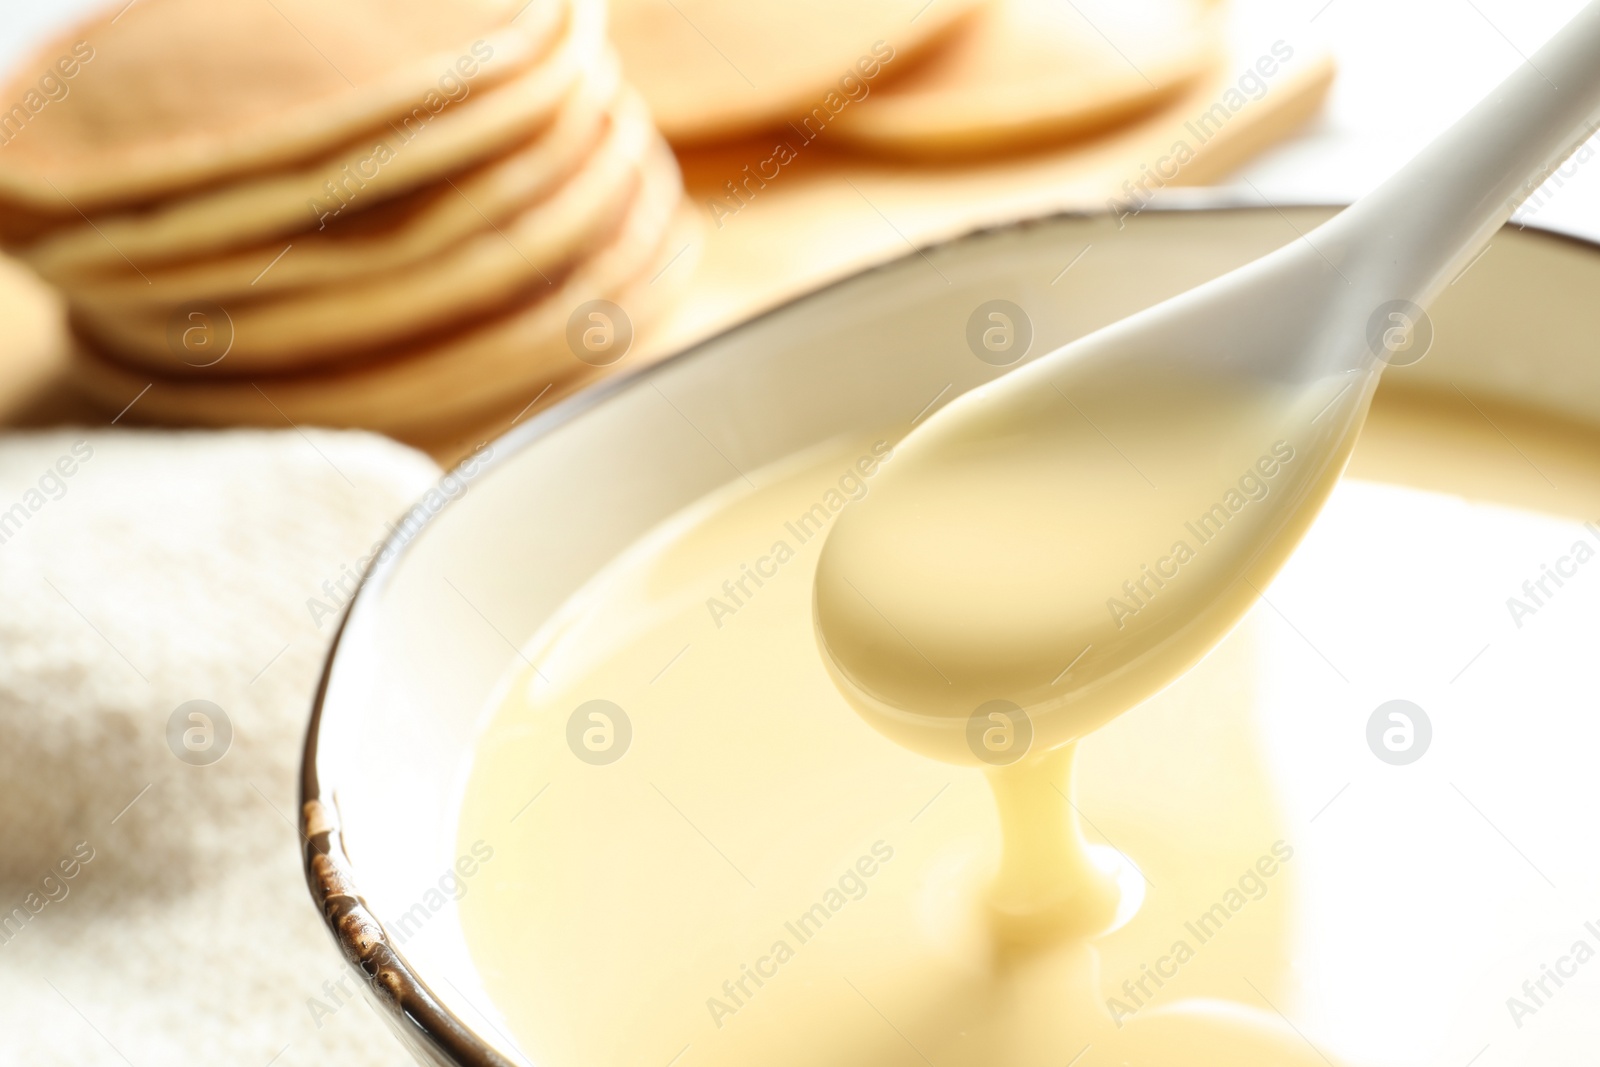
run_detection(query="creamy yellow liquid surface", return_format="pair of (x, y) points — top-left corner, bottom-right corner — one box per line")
(456, 432), (1331, 1066)
(457, 386), (1600, 1066)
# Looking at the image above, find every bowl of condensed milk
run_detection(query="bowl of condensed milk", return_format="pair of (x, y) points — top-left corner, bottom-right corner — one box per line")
(302, 195), (1600, 1067)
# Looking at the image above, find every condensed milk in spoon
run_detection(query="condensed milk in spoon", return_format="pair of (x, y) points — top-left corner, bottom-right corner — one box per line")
(815, 0), (1600, 944)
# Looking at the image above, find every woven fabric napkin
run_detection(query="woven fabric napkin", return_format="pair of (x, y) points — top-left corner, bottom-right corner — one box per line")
(0, 428), (442, 1066)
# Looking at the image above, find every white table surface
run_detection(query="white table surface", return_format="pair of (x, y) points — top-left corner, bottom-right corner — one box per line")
(1227, 0), (1600, 239)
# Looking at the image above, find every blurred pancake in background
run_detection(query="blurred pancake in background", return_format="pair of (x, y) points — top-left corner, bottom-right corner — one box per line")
(0, 0), (565, 213)
(13, 0), (604, 272)
(71, 153), (697, 437)
(61, 61), (624, 306)
(73, 90), (659, 374)
(0, 0), (695, 439)
(829, 0), (1224, 157)
(610, 0), (987, 143)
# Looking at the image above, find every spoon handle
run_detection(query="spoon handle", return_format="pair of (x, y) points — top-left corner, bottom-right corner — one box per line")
(1323, 0), (1600, 308)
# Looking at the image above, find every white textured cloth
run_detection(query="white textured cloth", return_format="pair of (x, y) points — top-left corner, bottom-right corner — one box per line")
(0, 429), (441, 1066)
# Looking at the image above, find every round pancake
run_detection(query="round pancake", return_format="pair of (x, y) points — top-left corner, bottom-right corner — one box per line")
(73, 93), (661, 375)
(60, 59), (624, 307)
(826, 0), (1222, 156)
(69, 150), (694, 435)
(609, 0), (985, 143)
(0, 0), (566, 212)
(19, 0), (605, 277)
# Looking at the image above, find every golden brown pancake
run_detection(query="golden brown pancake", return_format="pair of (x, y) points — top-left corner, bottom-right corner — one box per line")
(69, 143), (694, 434)
(72, 92), (661, 374)
(59, 58), (625, 307)
(17, 0), (610, 276)
(609, 0), (985, 143)
(0, 0), (567, 212)
(828, 0), (1222, 157)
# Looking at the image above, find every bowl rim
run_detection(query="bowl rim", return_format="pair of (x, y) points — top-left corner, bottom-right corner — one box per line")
(297, 189), (1598, 1066)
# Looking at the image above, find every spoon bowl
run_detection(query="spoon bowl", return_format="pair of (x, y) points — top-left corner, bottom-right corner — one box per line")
(813, 345), (1368, 765)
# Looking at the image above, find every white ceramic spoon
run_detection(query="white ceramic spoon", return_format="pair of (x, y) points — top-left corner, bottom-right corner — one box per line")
(815, 1), (1600, 768)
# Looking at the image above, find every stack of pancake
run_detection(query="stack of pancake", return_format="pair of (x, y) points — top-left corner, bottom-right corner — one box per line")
(0, 0), (695, 439)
